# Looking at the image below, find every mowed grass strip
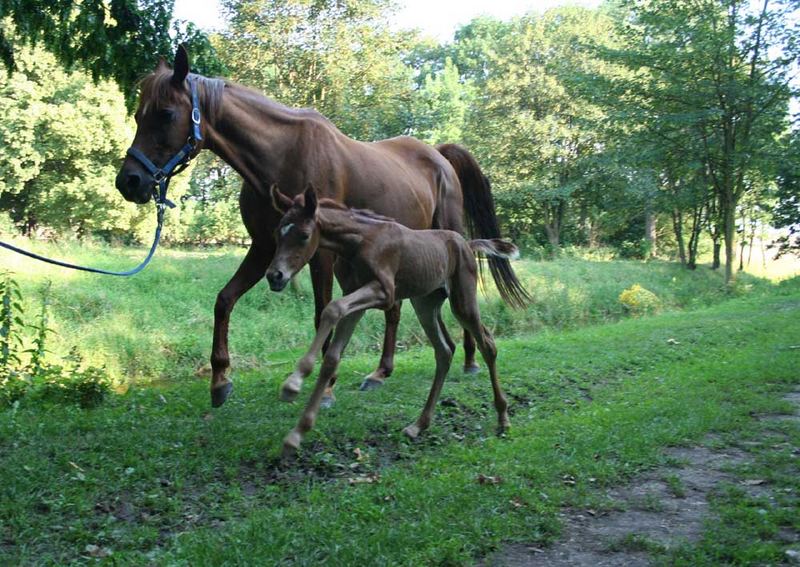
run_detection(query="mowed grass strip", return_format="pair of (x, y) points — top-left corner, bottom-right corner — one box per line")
(1, 284), (798, 564)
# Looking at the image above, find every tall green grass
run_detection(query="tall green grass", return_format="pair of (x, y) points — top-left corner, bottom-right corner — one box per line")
(2, 239), (781, 384)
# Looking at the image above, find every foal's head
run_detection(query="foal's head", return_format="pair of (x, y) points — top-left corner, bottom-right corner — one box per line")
(266, 185), (320, 292)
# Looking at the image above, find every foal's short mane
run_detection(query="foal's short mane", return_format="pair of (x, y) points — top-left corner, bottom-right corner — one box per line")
(138, 70), (226, 123)
(317, 198), (395, 225)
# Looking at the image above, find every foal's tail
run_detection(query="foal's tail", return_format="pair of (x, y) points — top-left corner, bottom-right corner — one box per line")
(436, 143), (531, 309)
(469, 239), (520, 261)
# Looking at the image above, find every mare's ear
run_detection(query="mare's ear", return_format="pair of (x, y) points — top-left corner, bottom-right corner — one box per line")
(303, 184), (317, 216)
(171, 44), (190, 88)
(270, 184), (293, 214)
(156, 56), (170, 72)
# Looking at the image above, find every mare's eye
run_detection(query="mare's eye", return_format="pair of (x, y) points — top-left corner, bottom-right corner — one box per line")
(157, 108), (176, 123)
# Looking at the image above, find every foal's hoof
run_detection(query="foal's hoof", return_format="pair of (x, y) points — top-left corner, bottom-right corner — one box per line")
(320, 394), (336, 409)
(402, 424), (422, 439)
(280, 374), (303, 402)
(282, 430), (302, 457)
(359, 377), (384, 391)
(210, 382), (233, 408)
(463, 363), (481, 375)
(280, 385), (299, 403)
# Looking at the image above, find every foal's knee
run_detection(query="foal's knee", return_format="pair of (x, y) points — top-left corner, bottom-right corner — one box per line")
(214, 291), (233, 320)
(320, 302), (344, 328)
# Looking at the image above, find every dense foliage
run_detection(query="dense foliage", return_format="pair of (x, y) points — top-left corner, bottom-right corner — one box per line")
(0, 0), (798, 282)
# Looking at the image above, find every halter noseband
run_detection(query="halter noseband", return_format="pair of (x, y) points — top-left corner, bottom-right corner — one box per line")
(126, 77), (204, 209)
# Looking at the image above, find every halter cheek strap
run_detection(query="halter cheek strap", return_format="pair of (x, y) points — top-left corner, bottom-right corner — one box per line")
(126, 77), (204, 209)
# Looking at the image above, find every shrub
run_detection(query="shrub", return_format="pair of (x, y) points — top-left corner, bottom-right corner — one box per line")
(0, 274), (111, 408)
(619, 284), (661, 316)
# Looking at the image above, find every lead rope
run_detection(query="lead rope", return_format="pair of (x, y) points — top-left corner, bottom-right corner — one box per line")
(0, 78), (202, 277)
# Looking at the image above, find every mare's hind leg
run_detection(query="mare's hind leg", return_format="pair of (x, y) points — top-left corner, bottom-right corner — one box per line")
(449, 270), (509, 431)
(211, 241), (273, 407)
(403, 291), (453, 439)
(361, 301), (402, 391)
(283, 311), (364, 455)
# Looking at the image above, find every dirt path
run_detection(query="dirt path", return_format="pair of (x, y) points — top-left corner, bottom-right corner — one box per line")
(481, 389), (800, 566)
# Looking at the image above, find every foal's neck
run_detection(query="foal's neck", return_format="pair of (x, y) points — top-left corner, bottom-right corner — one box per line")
(203, 83), (310, 192)
(316, 206), (388, 257)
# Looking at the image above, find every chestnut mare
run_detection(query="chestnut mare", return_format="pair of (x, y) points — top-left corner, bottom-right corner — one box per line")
(267, 185), (513, 454)
(115, 46), (528, 408)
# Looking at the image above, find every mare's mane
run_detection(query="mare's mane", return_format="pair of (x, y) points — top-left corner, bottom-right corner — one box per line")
(138, 70), (335, 128)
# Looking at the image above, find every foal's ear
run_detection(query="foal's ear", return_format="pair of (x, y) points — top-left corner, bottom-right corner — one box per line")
(303, 184), (318, 216)
(270, 184), (293, 214)
(156, 56), (170, 72)
(171, 44), (190, 88)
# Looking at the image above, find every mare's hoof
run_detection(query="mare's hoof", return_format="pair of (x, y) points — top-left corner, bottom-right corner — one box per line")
(320, 395), (336, 409)
(210, 382), (233, 408)
(359, 377), (384, 391)
(402, 424), (421, 439)
(463, 363), (481, 375)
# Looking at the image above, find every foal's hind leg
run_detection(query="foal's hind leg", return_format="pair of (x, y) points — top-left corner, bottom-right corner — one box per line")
(361, 300), (402, 391)
(449, 277), (510, 431)
(403, 291), (453, 439)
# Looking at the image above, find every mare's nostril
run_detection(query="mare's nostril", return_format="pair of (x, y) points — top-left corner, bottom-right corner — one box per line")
(126, 173), (141, 191)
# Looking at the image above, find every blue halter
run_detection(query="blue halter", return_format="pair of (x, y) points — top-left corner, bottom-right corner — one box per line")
(126, 77), (204, 209)
(0, 78), (203, 276)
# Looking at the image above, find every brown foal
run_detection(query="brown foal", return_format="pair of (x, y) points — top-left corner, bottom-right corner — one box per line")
(266, 185), (515, 455)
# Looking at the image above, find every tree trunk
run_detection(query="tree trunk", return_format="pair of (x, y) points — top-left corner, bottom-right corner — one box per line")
(723, 197), (736, 284)
(687, 205), (703, 270)
(672, 208), (686, 265)
(644, 208), (657, 258)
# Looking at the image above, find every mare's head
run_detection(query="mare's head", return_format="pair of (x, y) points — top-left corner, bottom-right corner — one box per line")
(266, 184), (321, 291)
(115, 45), (201, 204)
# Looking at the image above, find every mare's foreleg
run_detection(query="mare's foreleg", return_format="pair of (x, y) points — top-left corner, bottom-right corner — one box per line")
(283, 311), (364, 455)
(280, 281), (389, 402)
(211, 242), (273, 407)
(361, 300), (402, 391)
(403, 291), (453, 439)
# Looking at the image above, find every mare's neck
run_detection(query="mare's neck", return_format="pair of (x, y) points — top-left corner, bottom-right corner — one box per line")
(203, 84), (306, 192)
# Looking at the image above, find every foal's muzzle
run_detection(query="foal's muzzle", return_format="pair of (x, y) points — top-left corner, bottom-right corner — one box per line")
(266, 269), (288, 292)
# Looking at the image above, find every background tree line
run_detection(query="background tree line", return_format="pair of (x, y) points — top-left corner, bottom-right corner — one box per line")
(1, 0), (798, 284)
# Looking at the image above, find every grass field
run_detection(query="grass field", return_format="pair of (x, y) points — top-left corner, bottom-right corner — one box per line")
(1, 241), (799, 564)
(3, 239), (794, 386)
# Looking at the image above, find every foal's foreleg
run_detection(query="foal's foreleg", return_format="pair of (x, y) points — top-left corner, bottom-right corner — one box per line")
(280, 281), (388, 402)
(283, 311), (364, 455)
(361, 300), (402, 391)
(403, 292), (453, 439)
(211, 243), (272, 407)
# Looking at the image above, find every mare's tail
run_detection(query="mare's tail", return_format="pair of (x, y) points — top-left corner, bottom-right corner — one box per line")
(469, 239), (520, 261)
(436, 143), (531, 308)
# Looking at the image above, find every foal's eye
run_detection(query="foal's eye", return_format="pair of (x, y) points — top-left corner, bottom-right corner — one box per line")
(299, 232), (310, 242)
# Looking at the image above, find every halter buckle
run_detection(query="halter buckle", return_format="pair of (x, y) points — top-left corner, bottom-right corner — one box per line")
(152, 170), (166, 183)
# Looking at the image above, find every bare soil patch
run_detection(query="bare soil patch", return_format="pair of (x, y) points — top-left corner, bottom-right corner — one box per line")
(481, 388), (800, 566)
